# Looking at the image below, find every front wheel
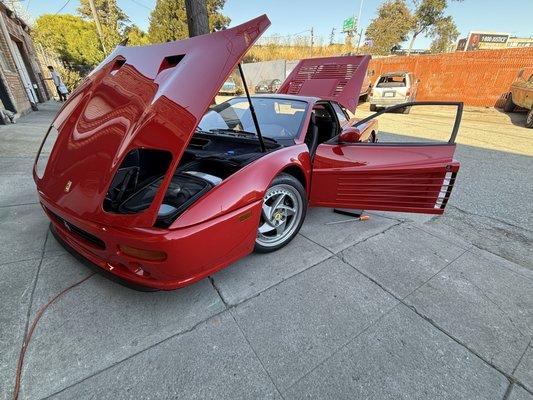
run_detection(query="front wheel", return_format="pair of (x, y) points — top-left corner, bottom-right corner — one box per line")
(503, 93), (515, 112)
(255, 173), (307, 253)
(526, 108), (533, 129)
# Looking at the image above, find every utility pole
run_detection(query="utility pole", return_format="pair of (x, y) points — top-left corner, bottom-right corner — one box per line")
(355, 0), (364, 52)
(185, 0), (209, 37)
(88, 0), (106, 53)
(310, 27), (314, 56)
(329, 27), (336, 45)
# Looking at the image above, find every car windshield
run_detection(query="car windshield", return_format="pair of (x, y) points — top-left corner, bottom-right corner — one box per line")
(198, 97), (308, 141)
(376, 75), (406, 88)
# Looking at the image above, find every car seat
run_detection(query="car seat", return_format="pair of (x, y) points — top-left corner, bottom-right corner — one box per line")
(305, 113), (319, 160)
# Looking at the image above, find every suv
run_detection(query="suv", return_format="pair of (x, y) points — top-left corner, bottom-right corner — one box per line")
(369, 71), (419, 113)
(503, 68), (533, 128)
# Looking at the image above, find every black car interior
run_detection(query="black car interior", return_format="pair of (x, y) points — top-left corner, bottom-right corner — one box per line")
(305, 103), (340, 158)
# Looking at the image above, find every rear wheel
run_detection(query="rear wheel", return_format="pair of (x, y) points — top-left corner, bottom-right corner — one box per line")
(255, 174), (307, 253)
(402, 106), (411, 114)
(369, 104), (377, 112)
(526, 108), (533, 129)
(503, 93), (515, 112)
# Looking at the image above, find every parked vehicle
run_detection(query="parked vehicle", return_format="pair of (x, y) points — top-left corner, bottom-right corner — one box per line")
(34, 16), (461, 291)
(359, 69), (373, 102)
(255, 79), (282, 93)
(503, 68), (533, 128)
(369, 71), (419, 113)
(219, 78), (238, 95)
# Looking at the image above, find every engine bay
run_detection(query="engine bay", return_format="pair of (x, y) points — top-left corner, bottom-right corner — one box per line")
(104, 133), (281, 227)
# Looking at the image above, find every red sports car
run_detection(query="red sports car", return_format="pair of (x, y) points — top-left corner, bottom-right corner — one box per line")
(33, 15), (461, 290)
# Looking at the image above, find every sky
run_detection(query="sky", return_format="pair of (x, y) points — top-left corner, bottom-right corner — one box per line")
(25, 0), (533, 49)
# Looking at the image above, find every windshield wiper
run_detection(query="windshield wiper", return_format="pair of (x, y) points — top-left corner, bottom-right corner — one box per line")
(209, 128), (278, 144)
(209, 128), (256, 136)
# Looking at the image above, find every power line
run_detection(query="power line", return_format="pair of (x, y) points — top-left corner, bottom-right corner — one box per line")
(126, 0), (152, 11)
(54, 0), (71, 15)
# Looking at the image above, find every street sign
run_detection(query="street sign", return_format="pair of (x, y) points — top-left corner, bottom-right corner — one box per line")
(342, 16), (356, 33)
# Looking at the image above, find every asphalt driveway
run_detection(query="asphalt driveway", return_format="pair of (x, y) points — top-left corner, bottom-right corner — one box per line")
(1, 101), (531, 399)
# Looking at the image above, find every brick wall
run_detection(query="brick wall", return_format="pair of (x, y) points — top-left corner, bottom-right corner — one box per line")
(368, 47), (533, 107)
(0, 16), (31, 114)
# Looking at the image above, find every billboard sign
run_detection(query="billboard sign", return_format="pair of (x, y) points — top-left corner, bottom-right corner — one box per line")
(342, 16), (357, 33)
(464, 32), (510, 51)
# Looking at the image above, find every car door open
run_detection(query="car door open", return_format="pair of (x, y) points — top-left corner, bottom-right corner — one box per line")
(309, 101), (462, 214)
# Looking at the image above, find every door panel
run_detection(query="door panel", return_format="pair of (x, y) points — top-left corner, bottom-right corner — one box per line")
(310, 143), (459, 214)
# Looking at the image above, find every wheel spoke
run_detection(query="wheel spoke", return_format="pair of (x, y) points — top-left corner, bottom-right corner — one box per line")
(262, 203), (273, 221)
(271, 193), (286, 214)
(258, 221), (276, 234)
(275, 220), (287, 235)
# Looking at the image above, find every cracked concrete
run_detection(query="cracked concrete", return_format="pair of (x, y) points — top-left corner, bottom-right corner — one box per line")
(1, 101), (532, 399)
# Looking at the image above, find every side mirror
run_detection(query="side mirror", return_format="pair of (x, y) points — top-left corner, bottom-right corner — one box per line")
(339, 127), (362, 143)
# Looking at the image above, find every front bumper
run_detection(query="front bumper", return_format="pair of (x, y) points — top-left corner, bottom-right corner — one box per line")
(40, 195), (261, 290)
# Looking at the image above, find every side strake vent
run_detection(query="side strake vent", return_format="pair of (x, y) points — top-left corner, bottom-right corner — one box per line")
(158, 54), (185, 74)
(435, 171), (457, 210)
(335, 170), (457, 212)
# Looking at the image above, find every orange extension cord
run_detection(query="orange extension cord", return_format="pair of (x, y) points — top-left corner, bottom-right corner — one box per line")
(12, 273), (96, 400)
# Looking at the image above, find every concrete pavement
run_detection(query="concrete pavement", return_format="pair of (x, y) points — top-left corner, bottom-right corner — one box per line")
(0, 101), (531, 399)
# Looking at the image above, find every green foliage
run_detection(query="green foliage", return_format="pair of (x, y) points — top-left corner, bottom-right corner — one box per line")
(365, 0), (413, 55)
(125, 25), (150, 46)
(78, 0), (129, 28)
(407, 0), (461, 52)
(148, 0), (230, 43)
(32, 14), (104, 69)
(429, 16), (459, 53)
(78, 0), (128, 51)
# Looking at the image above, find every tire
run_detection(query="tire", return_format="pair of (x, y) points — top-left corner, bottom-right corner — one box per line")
(402, 106), (411, 114)
(369, 104), (377, 112)
(503, 93), (515, 112)
(255, 173), (307, 253)
(526, 108), (533, 129)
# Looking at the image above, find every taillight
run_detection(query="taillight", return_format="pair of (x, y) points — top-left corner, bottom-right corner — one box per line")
(406, 90), (411, 96)
(119, 245), (167, 261)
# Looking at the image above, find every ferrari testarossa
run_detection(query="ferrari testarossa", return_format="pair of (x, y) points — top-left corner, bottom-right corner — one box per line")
(34, 15), (462, 290)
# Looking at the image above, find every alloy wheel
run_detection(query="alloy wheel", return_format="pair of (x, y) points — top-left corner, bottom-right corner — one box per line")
(256, 184), (303, 248)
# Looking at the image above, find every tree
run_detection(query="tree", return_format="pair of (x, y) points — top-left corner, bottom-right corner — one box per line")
(78, 0), (128, 51)
(148, 0), (230, 43)
(125, 25), (150, 46)
(32, 14), (104, 70)
(365, 0), (413, 55)
(429, 16), (459, 53)
(407, 0), (460, 54)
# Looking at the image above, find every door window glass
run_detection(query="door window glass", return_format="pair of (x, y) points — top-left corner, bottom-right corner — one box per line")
(352, 103), (462, 144)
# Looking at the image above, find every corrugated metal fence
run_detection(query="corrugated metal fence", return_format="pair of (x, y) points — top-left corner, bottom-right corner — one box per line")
(243, 48), (533, 107)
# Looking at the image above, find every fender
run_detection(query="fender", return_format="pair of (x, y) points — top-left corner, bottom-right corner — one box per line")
(171, 144), (311, 229)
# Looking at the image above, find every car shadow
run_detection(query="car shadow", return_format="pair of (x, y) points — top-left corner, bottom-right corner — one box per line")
(495, 107), (528, 128)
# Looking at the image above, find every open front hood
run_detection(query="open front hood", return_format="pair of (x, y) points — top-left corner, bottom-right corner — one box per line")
(36, 15), (270, 228)
(277, 55), (371, 112)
